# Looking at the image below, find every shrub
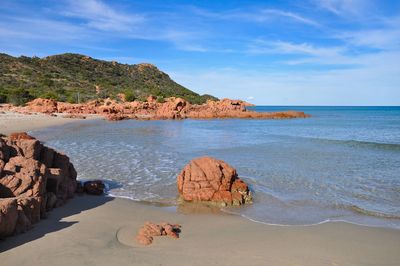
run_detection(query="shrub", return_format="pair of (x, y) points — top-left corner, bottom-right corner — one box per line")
(124, 90), (136, 102)
(39, 91), (59, 100)
(156, 96), (165, 103)
(7, 88), (34, 106)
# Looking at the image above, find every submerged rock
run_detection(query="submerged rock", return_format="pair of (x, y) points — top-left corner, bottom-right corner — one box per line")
(177, 156), (252, 206)
(0, 132), (77, 238)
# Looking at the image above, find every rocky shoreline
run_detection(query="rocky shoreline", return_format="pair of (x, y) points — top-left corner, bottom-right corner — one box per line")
(0, 133), (77, 238)
(0, 96), (310, 121)
(1, 131), (400, 265)
(0, 132), (109, 239)
(0, 132), (253, 241)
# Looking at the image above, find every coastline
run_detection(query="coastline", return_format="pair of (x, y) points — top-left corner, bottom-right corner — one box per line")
(1, 112), (400, 265)
(1, 196), (400, 265)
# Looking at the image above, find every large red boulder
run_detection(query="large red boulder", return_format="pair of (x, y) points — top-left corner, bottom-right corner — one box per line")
(0, 198), (18, 237)
(25, 98), (58, 114)
(0, 133), (78, 238)
(177, 157), (252, 206)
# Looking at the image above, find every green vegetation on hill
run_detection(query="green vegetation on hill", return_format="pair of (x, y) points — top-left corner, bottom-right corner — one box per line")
(0, 53), (218, 105)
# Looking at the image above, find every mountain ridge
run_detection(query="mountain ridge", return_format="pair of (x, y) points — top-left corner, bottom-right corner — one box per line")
(0, 53), (217, 105)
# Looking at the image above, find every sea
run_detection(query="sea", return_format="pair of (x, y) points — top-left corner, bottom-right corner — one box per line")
(31, 106), (400, 229)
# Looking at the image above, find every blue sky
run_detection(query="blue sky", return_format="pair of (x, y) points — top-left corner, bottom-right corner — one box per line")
(1, 0), (399, 105)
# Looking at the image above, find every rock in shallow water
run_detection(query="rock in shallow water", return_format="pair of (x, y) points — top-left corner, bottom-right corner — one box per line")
(177, 156), (252, 206)
(83, 180), (105, 195)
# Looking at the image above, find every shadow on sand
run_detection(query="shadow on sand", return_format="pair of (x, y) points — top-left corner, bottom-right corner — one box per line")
(0, 195), (114, 253)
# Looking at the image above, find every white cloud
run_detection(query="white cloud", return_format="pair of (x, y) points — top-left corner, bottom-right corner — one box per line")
(0, 0), (207, 53)
(169, 51), (400, 106)
(63, 0), (144, 32)
(339, 29), (400, 50)
(315, 0), (371, 16)
(191, 6), (319, 27)
(258, 9), (320, 26)
(0, 16), (86, 41)
(248, 40), (344, 57)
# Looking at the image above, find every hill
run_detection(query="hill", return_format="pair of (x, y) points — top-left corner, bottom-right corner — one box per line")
(0, 53), (217, 105)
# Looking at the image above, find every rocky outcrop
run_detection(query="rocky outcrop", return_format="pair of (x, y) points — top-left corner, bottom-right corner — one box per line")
(177, 157), (252, 206)
(1, 97), (310, 121)
(0, 199), (18, 237)
(25, 98), (58, 114)
(136, 222), (181, 246)
(0, 132), (77, 238)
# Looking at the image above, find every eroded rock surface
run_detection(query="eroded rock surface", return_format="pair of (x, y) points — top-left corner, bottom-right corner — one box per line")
(177, 157), (252, 206)
(1, 97), (310, 121)
(0, 132), (77, 238)
(136, 222), (181, 246)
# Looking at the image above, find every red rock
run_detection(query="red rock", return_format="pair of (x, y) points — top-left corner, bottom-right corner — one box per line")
(177, 157), (252, 206)
(83, 180), (105, 195)
(0, 133), (77, 238)
(147, 95), (157, 103)
(1, 157), (46, 197)
(9, 132), (35, 141)
(16, 196), (41, 224)
(15, 205), (32, 234)
(136, 222), (181, 246)
(8, 97), (309, 121)
(25, 98), (58, 114)
(0, 198), (18, 237)
(46, 192), (57, 211)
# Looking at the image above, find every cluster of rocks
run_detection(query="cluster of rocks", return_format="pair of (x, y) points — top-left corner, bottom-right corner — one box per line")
(136, 156), (252, 246)
(0, 133), (106, 239)
(0, 132), (251, 246)
(0, 133), (77, 238)
(136, 222), (181, 246)
(177, 157), (252, 207)
(0, 96), (310, 121)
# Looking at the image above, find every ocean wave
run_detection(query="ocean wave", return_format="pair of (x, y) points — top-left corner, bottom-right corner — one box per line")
(222, 210), (400, 230)
(333, 204), (400, 219)
(317, 139), (400, 150)
(276, 134), (400, 151)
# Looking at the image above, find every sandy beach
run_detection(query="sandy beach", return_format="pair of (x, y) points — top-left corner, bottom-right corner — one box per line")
(1, 196), (400, 265)
(0, 110), (101, 135)
(1, 112), (400, 265)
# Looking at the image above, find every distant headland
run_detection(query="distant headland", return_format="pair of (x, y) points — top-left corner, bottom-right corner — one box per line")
(0, 53), (309, 120)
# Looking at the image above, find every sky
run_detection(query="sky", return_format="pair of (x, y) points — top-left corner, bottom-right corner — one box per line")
(1, 0), (400, 105)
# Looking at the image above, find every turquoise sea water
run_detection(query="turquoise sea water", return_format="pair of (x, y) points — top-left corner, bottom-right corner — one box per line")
(32, 106), (400, 229)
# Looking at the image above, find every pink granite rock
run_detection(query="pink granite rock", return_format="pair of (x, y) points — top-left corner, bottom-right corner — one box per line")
(0, 132), (78, 238)
(136, 222), (181, 246)
(177, 157), (252, 206)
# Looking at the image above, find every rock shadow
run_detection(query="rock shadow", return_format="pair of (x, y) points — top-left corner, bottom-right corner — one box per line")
(0, 195), (113, 252)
